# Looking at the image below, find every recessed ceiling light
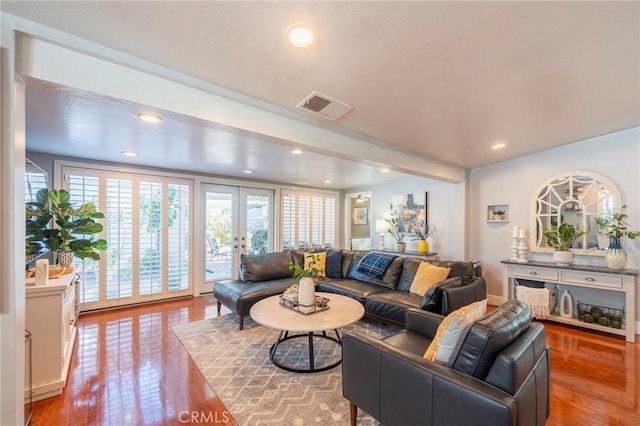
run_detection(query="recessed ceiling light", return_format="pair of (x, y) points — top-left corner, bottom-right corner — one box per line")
(285, 23), (315, 48)
(324, 180), (331, 184)
(137, 112), (162, 123)
(243, 170), (254, 174)
(291, 149), (304, 155)
(381, 168), (390, 173)
(121, 150), (138, 157)
(492, 143), (506, 150)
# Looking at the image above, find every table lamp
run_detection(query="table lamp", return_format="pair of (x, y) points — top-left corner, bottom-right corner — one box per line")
(375, 220), (388, 250)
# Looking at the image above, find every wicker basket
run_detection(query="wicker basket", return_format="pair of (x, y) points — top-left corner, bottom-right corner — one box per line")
(576, 302), (624, 329)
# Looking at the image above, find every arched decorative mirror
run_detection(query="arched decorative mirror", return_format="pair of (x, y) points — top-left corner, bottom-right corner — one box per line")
(529, 171), (622, 255)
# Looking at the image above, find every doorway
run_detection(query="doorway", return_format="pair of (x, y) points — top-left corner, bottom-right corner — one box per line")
(346, 192), (372, 250)
(201, 184), (273, 293)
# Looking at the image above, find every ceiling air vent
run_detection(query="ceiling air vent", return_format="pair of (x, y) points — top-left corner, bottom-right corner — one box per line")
(297, 91), (353, 121)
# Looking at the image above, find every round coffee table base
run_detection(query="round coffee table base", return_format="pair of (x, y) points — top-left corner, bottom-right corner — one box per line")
(269, 330), (342, 373)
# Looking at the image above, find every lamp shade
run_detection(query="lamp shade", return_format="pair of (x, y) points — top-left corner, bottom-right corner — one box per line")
(375, 220), (388, 233)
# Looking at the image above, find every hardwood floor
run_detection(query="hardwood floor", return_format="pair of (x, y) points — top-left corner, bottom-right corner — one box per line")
(30, 298), (639, 425)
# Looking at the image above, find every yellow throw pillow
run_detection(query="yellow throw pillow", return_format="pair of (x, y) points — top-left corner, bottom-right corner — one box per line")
(304, 251), (326, 277)
(409, 262), (451, 296)
(424, 299), (488, 363)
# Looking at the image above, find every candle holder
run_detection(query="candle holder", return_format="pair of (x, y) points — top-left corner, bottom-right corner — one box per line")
(510, 236), (520, 261)
(517, 236), (529, 262)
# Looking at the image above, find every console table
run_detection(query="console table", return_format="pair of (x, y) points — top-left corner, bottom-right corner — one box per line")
(373, 249), (438, 260)
(501, 260), (637, 342)
(25, 269), (78, 400)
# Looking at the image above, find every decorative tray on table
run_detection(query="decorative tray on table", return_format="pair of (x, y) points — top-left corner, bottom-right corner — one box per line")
(279, 294), (330, 315)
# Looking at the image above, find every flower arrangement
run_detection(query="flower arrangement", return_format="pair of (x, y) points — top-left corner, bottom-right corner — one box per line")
(288, 253), (323, 280)
(411, 226), (434, 241)
(385, 217), (404, 243)
(595, 205), (638, 240)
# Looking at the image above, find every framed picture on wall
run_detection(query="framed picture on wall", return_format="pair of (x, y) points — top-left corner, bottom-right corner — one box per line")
(352, 206), (368, 225)
(390, 192), (428, 233)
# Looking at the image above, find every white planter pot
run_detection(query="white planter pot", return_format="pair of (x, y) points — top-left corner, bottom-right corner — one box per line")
(298, 277), (316, 313)
(552, 250), (573, 266)
(57, 250), (74, 266)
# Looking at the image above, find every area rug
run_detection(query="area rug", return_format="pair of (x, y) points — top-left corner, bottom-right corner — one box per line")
(172, 314), (397, 425)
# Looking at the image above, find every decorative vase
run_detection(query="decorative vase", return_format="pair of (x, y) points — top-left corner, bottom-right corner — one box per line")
(418, 240), (428, 253)
(559, 289), (573, 318)
(57, 250), (74, 266)
(606, 237), (626, 270)
(552, 250), (573, 266)
(298, 277), (316, 313)
(397, 242), (406, 253)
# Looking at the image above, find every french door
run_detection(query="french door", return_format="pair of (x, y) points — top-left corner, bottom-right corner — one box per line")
(201, 184), (273, 293)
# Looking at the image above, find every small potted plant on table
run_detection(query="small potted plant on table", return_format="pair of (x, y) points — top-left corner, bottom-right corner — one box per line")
(27, 189), (108, 266)
(412, 226), (434, 253)
(543, 223), (587, 266)
(289, 253), (323, 313)
(595, 205), (638, 269)
(385, 217), (406, 252)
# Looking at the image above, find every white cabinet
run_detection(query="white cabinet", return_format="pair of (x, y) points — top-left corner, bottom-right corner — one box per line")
(502, 260), (637, 342)
(25, 270), (78, 401)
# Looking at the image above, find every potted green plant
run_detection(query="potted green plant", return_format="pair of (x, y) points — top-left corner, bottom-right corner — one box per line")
(595, 205), (638, 269)
(288, 253), (322, 313)
(25, 190), (53, 261)
(492, 209), (507, 221)
(543, 223), (587, 266)
(27, 189), (108, 266)
(411, 226), (434, 253)
(385, 217), (406, 252)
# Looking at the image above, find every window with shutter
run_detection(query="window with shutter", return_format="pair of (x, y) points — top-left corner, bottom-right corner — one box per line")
(281, 190), (338, 250)
(63, 166), (192, 309)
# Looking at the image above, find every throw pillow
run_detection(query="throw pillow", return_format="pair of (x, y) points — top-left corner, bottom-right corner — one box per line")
(409, 262), (451, 296)
(325, 248), (343, 279)
(304, 251), (326, 277)
(423, 299), (488, 364)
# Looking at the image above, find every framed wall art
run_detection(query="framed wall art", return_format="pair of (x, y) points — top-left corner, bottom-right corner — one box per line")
(390, 192), (428, 233)
(352, 206), (368, 225)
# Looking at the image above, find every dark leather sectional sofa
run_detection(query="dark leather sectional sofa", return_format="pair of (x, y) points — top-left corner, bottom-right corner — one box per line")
(214, 249), (487, 330)
(342, 299), (550, 426)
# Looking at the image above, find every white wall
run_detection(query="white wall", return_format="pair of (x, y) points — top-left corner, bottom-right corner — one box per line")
(1, 23), (26, 426)
(470, 127), (640, 325)
(343, 176), (467, 260)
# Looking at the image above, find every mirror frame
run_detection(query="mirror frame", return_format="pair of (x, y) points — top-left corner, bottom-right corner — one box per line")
(529, 170), (622, 256)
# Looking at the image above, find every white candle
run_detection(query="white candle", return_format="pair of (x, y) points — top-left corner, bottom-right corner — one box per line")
(512, 226), (520, 237)
(519, 229), (528, 238)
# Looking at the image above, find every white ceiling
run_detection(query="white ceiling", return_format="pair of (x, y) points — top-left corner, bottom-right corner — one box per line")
(3, 1), (639, 189)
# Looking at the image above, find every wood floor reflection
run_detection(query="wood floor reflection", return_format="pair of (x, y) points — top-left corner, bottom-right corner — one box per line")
(30, 298), (639, 425)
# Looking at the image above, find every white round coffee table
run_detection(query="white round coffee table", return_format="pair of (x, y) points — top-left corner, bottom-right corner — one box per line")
(250, 292), (365, 373)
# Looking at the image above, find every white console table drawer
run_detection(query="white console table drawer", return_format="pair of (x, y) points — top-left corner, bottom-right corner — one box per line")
(510, 265), (559, 281)
(561, 271), (623, 289)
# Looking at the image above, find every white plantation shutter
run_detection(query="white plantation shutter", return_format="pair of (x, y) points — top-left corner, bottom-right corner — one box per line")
(139, 181), (163, 296)
(323, 196), (336, 248)
(282, 194), (296, 249)
(25, 171), (48, 202)
(63, 166), (192, 309)
(106, 178), (133, 299)
(67, 173), (101, 304)
(281, 190), (338, 250)
(167, 184), (190, 291)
